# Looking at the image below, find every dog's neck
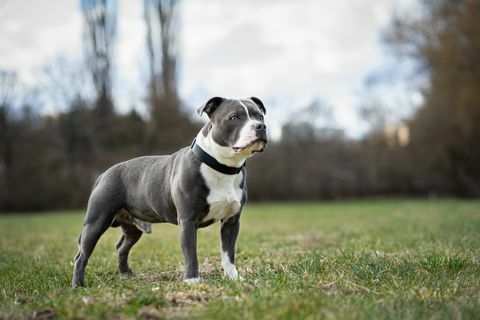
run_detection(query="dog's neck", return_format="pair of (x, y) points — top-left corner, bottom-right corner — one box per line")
(195, 130), (249, 168)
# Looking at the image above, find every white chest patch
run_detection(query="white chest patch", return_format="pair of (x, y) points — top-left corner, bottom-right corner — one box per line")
(200, 164), (243, 223)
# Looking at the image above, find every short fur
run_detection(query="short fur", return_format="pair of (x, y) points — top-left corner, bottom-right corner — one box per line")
(72, 97), (267, 287)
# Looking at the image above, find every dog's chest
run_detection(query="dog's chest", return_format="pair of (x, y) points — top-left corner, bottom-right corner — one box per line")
(200, 164), (243, 223)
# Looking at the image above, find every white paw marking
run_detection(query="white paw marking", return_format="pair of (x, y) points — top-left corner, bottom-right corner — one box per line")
(184, 277), (201, 284)
(222, 251), (240, 280)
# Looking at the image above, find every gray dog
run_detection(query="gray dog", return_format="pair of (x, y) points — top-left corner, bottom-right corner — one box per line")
(72, 97), (268, 286)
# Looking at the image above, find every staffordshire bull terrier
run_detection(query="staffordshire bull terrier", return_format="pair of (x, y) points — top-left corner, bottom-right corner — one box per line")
(72, 96), (267, 287)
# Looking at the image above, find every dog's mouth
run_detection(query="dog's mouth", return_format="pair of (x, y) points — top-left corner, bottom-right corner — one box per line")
(232, 138), (267, 154)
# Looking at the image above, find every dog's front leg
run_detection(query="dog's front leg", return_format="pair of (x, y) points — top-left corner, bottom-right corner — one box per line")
(179, 219), (200, 283)
(220, 215), (241, 280)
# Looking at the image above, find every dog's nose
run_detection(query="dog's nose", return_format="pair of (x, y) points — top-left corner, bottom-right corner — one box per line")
(252, 123), (267, 131)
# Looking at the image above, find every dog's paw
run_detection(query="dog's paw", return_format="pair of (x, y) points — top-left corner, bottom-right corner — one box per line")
(184, 277), (202, 284)
(221, 251), (242, 281)
(119, 266), (134, 278)
(119, 270), (134, 278)
(224, 265), (242, 281)
(222, 259), (243, 280)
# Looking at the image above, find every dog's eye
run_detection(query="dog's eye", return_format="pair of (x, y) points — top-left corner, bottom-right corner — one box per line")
(229, 115), (239, 121)
(259, 115), (264, 120)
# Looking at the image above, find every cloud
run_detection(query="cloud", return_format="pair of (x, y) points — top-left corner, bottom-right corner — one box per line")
(0, 0), (417, 137)
(0, 0), (82, 74)
(192, 23), (284, 67)
(179, 0), (406, 136)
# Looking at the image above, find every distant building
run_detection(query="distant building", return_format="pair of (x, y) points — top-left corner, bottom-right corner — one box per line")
(384, 124), (410, 147)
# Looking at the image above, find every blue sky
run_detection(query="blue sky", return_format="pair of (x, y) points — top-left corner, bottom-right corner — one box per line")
(0, 0), (420, 138)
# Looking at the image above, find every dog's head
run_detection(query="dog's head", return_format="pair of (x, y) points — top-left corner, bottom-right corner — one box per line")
(197, 97), (268, 156)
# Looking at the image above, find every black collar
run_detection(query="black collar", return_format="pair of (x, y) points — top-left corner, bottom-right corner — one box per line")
(191, 139), (244, 175)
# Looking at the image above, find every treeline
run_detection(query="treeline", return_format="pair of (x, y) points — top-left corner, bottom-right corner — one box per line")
(0, 0), (199, 211)
(1, 0), (479, 211)
(0, 71), (200, 211)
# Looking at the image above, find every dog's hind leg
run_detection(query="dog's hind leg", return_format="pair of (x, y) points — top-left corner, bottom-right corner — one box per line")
(115, 223), (142, 276)
(72, 186), (122, 287)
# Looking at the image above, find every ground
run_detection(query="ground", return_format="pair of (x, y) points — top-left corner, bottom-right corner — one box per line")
(0, 200), (479, 319)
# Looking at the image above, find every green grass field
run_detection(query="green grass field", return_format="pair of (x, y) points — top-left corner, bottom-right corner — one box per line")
(1, 200), (479, 319)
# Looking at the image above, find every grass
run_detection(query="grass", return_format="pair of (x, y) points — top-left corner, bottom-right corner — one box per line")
(0, 199), (479, 319)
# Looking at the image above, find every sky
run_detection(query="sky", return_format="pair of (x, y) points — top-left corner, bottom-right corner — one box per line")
(0, 0), (420, 138)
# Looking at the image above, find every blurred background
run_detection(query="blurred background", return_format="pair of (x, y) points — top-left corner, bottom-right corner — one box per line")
(0, 0), (479, 211)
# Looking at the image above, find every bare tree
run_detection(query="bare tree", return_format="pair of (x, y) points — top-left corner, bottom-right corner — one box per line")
(37, 56), (94, 112)
(143, 0), (197, 152)
(144, 0), (180, 101)
(80, 0), (118, 121)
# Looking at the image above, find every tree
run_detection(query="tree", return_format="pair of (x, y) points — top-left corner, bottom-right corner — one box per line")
(386, 0), (480, 196)
(144, 0), (179, 102)
(80, 0), (118, 127)
(37, 56), (94, 112)
(143, 0), (199, 152)
(0, 71), (18, 208)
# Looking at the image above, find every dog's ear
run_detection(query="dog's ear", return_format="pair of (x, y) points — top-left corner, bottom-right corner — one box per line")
(197, 97), (225, 117)
(250, 97), (266, 114)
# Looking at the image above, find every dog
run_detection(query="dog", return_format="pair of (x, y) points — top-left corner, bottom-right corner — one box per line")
(72, 96), (268, 286)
